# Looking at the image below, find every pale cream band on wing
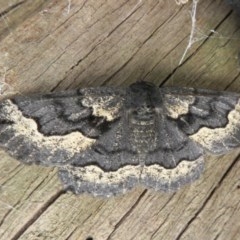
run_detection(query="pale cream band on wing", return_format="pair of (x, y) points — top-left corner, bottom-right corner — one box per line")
(164, 94), (195, 119)
(81, 95), (122, 121)
(140, 157), (204, 190)
(63, 165), (142, 185)
(190, 100), (240, 152)
(1, 100), (96, 158)
(62, 157), (203, 190)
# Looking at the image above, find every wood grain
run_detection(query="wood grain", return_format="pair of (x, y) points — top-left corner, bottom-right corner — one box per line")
(0, 0), (239, 239)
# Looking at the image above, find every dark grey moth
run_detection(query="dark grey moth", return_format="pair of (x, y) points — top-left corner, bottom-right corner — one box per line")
(0, 81), (240, 197)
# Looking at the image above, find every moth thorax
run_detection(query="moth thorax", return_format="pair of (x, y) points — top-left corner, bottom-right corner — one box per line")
(131, 103), (155, 125)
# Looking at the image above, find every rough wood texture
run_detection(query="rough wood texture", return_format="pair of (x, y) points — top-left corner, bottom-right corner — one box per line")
(0, 0), (239, 239)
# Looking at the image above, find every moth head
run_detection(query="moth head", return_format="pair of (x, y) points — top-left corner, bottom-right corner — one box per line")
(126, 81), (161, 123)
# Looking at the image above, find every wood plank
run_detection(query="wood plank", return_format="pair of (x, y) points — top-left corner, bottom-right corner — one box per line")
(0, 151), (63, 240)
(178, 155), (240, 240)
(0, 0), (49, 40)
(0, 0), (239, 239)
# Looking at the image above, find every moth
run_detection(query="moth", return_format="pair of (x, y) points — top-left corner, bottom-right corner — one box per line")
(0, 81), (240, 197)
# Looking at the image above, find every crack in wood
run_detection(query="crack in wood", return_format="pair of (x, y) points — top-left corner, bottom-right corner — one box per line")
(149, 193), (177, 240)
(10, 189), (65, 240)
(224, 72), (240, 91)
(160, 9), (234, 87)
(106, 189), (147, 240)
(0, 1), (26, 18)
(175, 153), (240, 240)
(106, 1), (143, 37)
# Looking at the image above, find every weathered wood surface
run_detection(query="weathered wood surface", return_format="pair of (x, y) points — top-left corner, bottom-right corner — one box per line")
(0, 0), (239, 239)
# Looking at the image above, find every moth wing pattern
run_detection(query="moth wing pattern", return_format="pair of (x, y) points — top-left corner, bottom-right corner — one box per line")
(139, 86), (240, 192)
(0, 87), (125, 164)
(161, 87), (240, 154)
(1, 82), (240, 197)
(0, 87), (144, 196)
